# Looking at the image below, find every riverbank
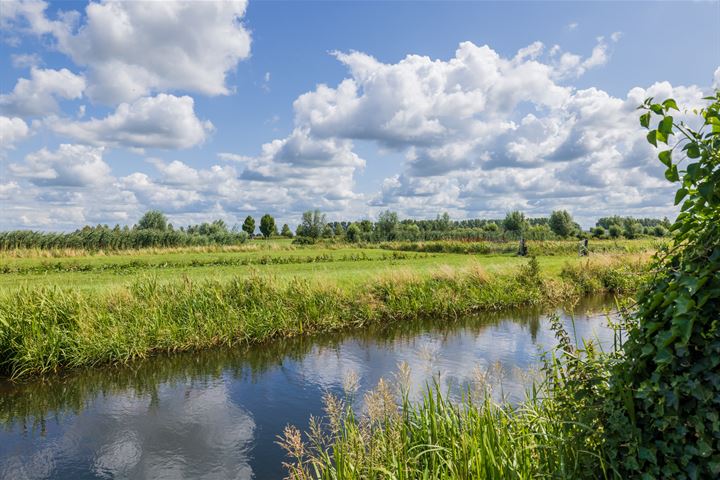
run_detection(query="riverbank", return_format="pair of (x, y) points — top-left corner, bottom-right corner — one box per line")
(0, 253), (649, 378)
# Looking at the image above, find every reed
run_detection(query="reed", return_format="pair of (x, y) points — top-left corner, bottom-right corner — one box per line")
(0, 257), (648, 378)
(279, 317), (620, 480)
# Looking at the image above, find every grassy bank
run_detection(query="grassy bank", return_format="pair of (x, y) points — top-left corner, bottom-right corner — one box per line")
(0, 254), (648, 378)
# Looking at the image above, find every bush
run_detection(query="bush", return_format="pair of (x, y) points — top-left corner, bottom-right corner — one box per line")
(604, 93), (720, 478)
(291, 236), (315, 245)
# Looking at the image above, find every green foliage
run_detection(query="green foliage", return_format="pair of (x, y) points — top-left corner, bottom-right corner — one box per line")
(297, 210), (326, 239)
(376, 210), (399, 241)
(652, 225), (668, 237)
(604, 92), (720, 478)
(592, 226), (607, 238)
(503, 210), (528, 234)
(549, 210), (576, 237)
(379, 238), (659, 256)
(346, 223), (362, 243)
(242, 215), (255, 236)
(280, 223), (293, 238)
(322, 224), (335, 238)
(136, 210), (168, 231)
(623, 222), (643, 239)
(259, 214), (276, 239)
(0, 223), (248, 251)
(608, 224), (622, 239)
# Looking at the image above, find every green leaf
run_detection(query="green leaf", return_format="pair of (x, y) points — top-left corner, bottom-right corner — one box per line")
(658, 150), (672, 167)
(658, 116), (674, 135)
(662, 98), (679, 111)
(674, 188), (688, 205)
(650, 104), (664, 114)
(647, 130), (658, 147)
(640, 112), (651, 128)
(698, 182), (714, 201)
(687, 144), (700, 158)
(665, 165), (679, 182)
(656, 130), (668, 144)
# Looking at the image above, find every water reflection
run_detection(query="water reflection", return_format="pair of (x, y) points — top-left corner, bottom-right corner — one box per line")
(0, 295), (616, 479)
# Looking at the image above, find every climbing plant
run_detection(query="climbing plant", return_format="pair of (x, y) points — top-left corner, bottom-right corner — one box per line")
(606, 91), (720, 477)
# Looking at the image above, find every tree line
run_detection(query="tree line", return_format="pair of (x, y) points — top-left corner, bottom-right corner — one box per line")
(1, 208), (671, 251)
(285, 209), (671, 243)
(0, 211), (248, 251)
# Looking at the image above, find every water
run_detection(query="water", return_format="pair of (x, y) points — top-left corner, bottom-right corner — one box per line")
(0, 296), (618, 479)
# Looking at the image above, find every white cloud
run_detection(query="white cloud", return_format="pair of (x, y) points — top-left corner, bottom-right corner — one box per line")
(4, 0), (252, 104)
(0, 182), (20, 200)
(553, 36), (617, 79)
(0, 0), (71, 37)
(9, 144), (111, 187)
(10, 52), (42, 68)
(233, 39), (712, 225)
(0, 67), (85, 117)
(49, 94), (213, 149)
(0, 115), (30, 148)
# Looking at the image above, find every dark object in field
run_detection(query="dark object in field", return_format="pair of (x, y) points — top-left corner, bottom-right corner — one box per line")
(579, 239), (589, 257)
(518, 237), (528, 256)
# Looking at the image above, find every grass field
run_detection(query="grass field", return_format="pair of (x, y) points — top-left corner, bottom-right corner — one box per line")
(0, 239), (655, 377)
(0, 238), (657, 292)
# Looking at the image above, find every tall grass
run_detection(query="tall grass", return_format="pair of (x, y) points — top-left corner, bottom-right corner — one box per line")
(279, 316), (620, 480)
(0, 257), (647, 378)
(375, 239), (661, 256)
(0, 251), (415, 275)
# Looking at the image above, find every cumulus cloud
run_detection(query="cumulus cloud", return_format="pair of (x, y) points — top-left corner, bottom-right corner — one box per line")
(49, 94), (213, 149)
(0, 115), (30, 148)
(9, 144), (111, 187)
(0, 67), (85, 117)
(3, 0), (252, 104)
(227, 39), (712, 224)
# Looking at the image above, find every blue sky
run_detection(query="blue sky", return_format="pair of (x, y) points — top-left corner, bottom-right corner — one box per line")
(1, 0), (718, 230)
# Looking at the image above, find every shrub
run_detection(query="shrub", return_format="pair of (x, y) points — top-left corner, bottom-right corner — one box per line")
(605, 93), (720, 478)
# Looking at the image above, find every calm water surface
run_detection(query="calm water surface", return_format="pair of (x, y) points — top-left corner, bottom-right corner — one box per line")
(0, 296), (618, 479)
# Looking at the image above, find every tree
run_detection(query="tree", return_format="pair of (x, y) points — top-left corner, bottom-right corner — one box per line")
(623, 221), (643, 239)
(436, 212), (451, 231)
(333, 223), (346, 238)
(259, 214), (276, 239)
(322, 224), (334, 238)
(549, 210), (575, 238)
(502, 211), (527, 235)
(652, 225), (668, 237)
(591, 226), (606, 238)
(298, 210), (326, 239)
(608, 224), (622, 238)
(359, 219), (374, 233)
(242, 216), (255, 236)
(281, 224), (293, 238)
(346, 223), (361, 242)
(376, 210), (399, 241)
(136, 210), (168, 231)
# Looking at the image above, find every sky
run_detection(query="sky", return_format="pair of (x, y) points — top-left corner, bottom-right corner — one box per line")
(1, 0), (719, 231)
